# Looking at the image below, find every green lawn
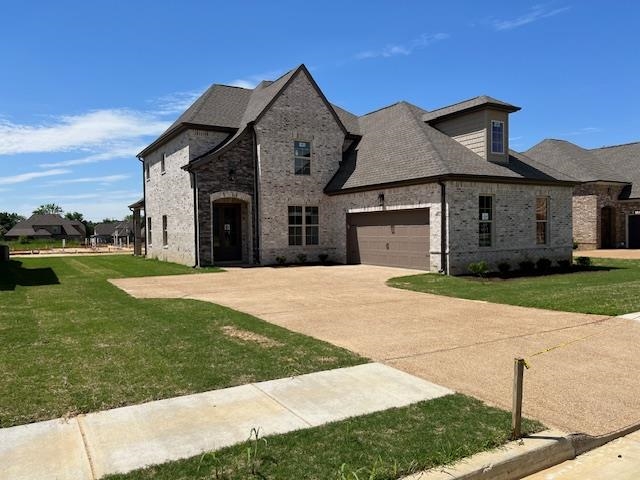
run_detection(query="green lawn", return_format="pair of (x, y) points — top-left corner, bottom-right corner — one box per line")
(0, 256), (364, 427)
(107, 394), (543, 480)
(1, 239), (85, 251)
(388, 258), (640, 316)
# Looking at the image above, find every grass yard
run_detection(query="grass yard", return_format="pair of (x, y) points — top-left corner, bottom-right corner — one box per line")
(389, 258), (640, 316)
(107, 394), (543, 480)
(1, 239), (84, 251)
(0, 255), (363, 427)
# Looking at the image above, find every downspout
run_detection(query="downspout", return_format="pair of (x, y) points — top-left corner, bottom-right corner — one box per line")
(438, 180), (448, 275)
(139, 156), (147, 257)
(191, 170), (200, 267)
(250, 122), (260, 264)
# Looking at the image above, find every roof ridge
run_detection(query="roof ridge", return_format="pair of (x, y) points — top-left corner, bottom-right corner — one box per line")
(401, 102), (450, 173)
(592, 140), (640, 150)
(428, 95), (487, 112)
(360, 101), (405, 117)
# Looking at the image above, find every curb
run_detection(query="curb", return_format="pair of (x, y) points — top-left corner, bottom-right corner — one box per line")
(403, 423), (640, 480)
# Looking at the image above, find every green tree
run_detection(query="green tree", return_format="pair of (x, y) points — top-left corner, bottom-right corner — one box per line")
(33, 203), (63, 215)
(0, 212), (25, 238)
(64, 211), (85, 222)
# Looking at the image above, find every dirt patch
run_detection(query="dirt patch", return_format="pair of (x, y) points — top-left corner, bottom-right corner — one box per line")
(221, 325), (284, 348)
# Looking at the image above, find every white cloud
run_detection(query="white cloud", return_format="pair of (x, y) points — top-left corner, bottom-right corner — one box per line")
(559, 127), (602, 136)
(151, 89), (205, 115)
(0, 168), (70, 185)
(46, 174), (130, 185)
(39, 144), (145, 167)
(493, 5), (570, 31)
(355, 33), (450, 60)
(228, 69), (285, 89)
(0, 109), (169, 155)
(32, 189), (139, 200)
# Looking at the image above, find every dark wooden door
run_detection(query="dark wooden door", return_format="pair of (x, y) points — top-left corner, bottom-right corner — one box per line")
(629, 215), (640, 249)
(600, 207), (614, 248)
(213, 203), (242, 261)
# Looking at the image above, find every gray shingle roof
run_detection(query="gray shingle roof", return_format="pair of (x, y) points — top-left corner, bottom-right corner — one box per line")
(423, 95), (521, 123)
(331, 103), (361, 135)
(591, 142), (640, 198)
(94, 222), (118, 236)
(326, 102), (573, 193)
(5, 214), (83, 238)
(524, 139), (630, 184)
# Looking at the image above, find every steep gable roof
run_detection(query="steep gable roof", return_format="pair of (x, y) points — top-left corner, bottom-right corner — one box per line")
(326, 102), (573, 193)
(591, 141), (640, 198)
(524, 139), (629, 185)
(423, 95), (521, 123)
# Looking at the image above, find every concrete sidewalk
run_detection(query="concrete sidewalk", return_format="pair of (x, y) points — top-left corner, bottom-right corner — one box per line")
(0, 363), (452, 480)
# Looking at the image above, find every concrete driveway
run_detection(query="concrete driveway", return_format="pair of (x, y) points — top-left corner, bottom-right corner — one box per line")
(111, 265), (640, 436)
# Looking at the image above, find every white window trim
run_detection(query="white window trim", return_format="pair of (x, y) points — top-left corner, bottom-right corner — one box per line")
(288, 205), (319, 246)
(490, 120), (505, 154)
(479, 195), (494, 248)
(162, 215), (168, 248)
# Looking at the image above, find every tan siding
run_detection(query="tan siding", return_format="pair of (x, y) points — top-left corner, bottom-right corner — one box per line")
(433, 111), (487, 159)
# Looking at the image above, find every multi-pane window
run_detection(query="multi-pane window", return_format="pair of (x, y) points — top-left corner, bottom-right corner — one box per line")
(479, 195), (493, 247)
(288, 206), (319, 245)
(491, 120), (504, 154)
(147, 217), (152, 245)
(294, 141), (311, 175)
(536, 197), (549, 244)
(288, 206), (303, 245)
(160, 153), (166, 174)
(145, 160), (150, 180)
(305, 207), (319, 245)
(162, 215), (168, 246)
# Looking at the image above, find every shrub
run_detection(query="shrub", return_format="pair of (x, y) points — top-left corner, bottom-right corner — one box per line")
(536, 258), (552, 272)
(557, 259), (571, 270)
(497, 262), (511, 275)
(275, 256), (287, 265)
(318, 253), (329, 264)
(296, 253), (307, 264)
(519, 260), (535, 273)
(572, 240), (579, 250)
(575, 256), (592, 267)
(18, 236), (29, 245)
(468, 261), (488, 277)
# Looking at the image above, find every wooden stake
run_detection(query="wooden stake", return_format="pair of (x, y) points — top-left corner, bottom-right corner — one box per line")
(512, 357), (525, 439)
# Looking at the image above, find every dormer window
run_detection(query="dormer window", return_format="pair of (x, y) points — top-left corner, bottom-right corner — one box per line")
(491, 120), (505, 154)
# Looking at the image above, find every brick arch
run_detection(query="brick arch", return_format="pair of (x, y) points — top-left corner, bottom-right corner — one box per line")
(209, 190), (253, 264)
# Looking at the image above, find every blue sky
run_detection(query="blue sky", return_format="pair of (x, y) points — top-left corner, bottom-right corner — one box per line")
(1, 1), (638, 221)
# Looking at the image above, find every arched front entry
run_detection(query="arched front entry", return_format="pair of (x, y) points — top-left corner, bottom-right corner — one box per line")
(210, 191), (253, 264)
(600, 206), (615, 248)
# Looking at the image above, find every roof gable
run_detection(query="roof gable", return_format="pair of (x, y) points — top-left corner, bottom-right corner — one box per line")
(423, 95), (520, 123)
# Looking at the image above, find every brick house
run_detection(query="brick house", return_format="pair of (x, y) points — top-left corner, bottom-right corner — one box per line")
(526, 140), (640, 249)
(138, 65), (575, 274)
(5, 214), (86, 241)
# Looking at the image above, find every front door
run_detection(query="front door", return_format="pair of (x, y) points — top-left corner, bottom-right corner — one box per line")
(600, 207), (614, 248)
(629, 215), (640, 249)
(213, 203), (242, 261)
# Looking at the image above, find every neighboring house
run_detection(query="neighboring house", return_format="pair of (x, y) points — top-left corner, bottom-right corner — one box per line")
(137, 64), (576, 274)
(5, 214), (85, 241)
(93, 221), (135, 245)
(526, 140), (640, 249)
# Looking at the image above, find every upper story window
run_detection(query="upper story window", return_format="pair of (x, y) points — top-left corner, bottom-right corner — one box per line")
(294, 141), (311, 175)
(479, 195), (493, 247)
(160, 153), (166, 174)
(536, 197), (549, 244)
(491, 120), (505, 154)
(145, 160), (150, 181)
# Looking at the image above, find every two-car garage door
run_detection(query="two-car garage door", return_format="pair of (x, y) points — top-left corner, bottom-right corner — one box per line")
(347, 208), (430, 270)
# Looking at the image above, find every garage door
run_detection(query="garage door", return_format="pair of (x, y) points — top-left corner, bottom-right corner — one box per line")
(629, 215), (640, 248)
(347, 208), (430, 270)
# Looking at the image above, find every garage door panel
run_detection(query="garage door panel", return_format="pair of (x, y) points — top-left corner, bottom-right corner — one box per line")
(347, 209), (430, 270)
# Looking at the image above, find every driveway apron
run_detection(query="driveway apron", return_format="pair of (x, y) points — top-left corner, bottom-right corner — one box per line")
(111, 265), (640, 436)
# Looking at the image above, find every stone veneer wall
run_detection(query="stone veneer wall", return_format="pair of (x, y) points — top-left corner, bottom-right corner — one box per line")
(144, 129), (228, 265)
(446, 181), (573, 274)
(254, 69), (345, 264)
(192, 131), (256, 265)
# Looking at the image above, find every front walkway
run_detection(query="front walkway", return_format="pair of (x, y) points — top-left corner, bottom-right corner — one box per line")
(580, 249), (640, 259)
(1, 363), (451, 480)
(112, 265), (640, 436)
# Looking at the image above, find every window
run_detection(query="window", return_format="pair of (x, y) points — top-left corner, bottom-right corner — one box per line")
(288, 206), (319, 245)
(294, 141), (311, 175)
(479, 195), (493, 247)
(536, 197), (549, 244)
(305, 207), (319, 245)
(288, 206), (303, 245)
(145, 160), (150, 181)
(160, 153), (166, 174)
(147, 217), (152, 245)
(491, 120), (504, 154)
(162, 215), (168, 247)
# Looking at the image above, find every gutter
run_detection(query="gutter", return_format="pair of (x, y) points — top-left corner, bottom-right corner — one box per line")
(438, 180), (448, 275)
(250, 122), (260, 264)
